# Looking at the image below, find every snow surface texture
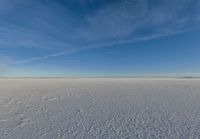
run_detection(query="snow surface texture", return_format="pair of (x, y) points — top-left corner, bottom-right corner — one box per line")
(0, 78), (200, 139)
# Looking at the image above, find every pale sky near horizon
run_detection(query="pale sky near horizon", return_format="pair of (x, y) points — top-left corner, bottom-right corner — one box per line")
(0, 0), (200, 77)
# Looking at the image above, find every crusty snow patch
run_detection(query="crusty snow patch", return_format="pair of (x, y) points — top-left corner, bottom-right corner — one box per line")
(0, 78), (200, 139)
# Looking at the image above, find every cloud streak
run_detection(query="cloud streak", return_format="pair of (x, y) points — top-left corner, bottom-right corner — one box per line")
(0, 0), (200, 64)
(13, 27), (191, 65)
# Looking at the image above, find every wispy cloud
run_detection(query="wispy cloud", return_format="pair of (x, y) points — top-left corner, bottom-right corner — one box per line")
(0, 0), (200, 64)
(13, 27), (190, 65)
(0, 55), (11, 72)
(13, 51), (75, 65)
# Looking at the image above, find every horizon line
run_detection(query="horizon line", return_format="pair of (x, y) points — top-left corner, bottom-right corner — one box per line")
(0, 75), (200, 79)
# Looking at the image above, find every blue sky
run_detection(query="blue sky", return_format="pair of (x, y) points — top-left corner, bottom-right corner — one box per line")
(0, 0), (200, 77)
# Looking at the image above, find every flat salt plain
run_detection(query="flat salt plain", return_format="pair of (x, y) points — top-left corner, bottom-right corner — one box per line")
(0, 78), (200, 139)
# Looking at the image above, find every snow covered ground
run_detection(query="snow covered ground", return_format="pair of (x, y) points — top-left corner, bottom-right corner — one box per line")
(0, 78), (200, 139)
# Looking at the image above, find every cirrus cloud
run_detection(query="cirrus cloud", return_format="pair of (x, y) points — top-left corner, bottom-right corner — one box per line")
(0, 0), (200, 64)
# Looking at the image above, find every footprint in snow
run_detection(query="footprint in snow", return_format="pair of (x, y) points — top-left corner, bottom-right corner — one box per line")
(0, 119), (8, 123)
(65, 92), (74, 96)
(15, 117), (30, 128)
(43, 97), (60, 101)
(74, 108), (84, 115)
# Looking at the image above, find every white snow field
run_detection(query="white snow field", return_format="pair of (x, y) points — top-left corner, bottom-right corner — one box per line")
(0, 78), (200, 139)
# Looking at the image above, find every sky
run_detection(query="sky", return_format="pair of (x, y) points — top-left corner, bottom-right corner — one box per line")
(0, 0), (200, 77)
